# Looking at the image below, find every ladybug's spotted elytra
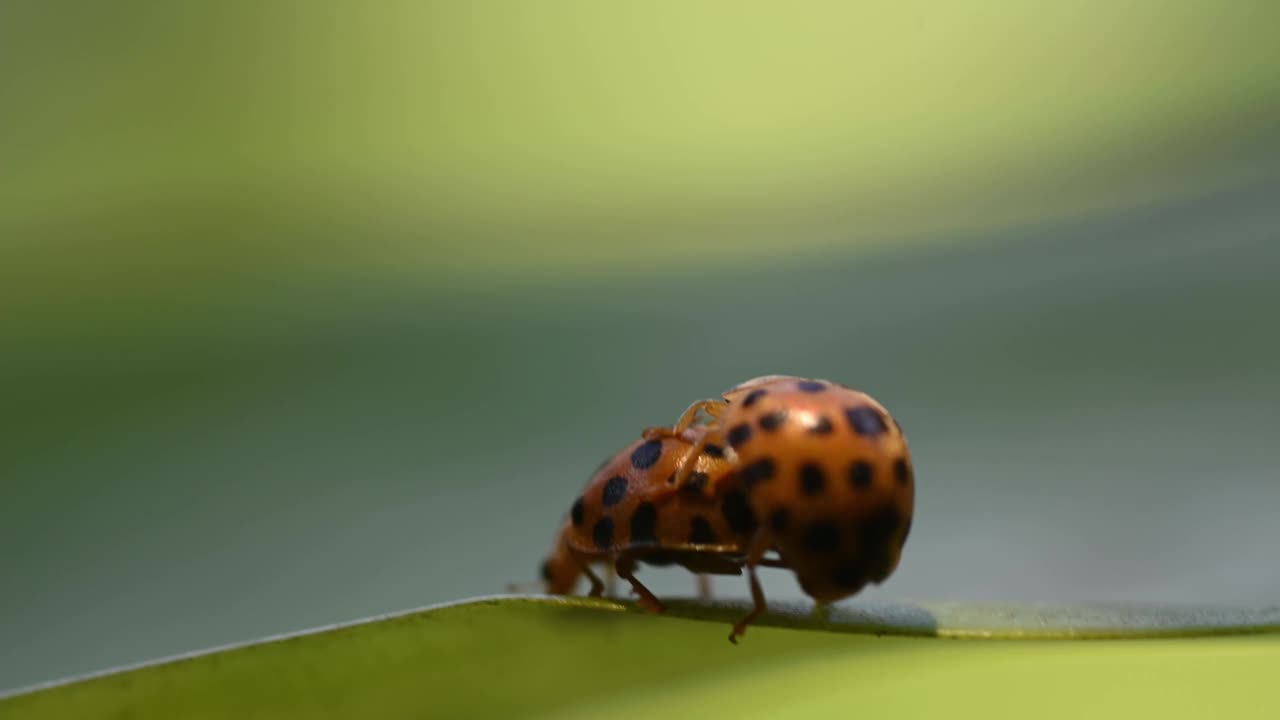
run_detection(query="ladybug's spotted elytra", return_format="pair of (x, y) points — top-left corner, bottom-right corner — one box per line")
(644, 376), (914, 642)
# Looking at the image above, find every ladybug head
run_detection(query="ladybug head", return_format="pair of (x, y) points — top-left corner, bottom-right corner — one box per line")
(538, 531), (582, 595)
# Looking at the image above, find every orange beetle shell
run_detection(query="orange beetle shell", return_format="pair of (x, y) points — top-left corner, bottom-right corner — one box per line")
(542, 434), (749, 595)
(716, 377), (914, 604)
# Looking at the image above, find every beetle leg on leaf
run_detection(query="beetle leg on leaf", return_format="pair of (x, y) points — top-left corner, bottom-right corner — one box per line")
(729, 530), (771, 644)
(615, 551), (665, 614)
(568, 547), (606, 598)
(696, 573), (713, 600)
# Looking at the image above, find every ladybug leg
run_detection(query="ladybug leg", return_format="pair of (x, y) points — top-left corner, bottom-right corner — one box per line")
(729, 531), (771, 644)
(670, 431), (712, 490)
(640, 399), (727, 440)
(603, 561), (618, 598)
(696, 573), (713, 601)
(615, 552), (666, 614)
(812, 602), (832, 624)
(568, 548), (606, 598)
(647, 428), (732, 507)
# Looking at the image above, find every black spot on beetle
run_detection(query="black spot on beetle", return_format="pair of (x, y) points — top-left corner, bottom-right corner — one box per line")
(592, 517), (615, 550)
(802, 521), (840, 553)
(630, 439), (663, 470)
(602, 475), (628, 506)
(690, 516), (717, 544)
(728, 423), (753, 448)
(741, 458), (776, 489)
(770, 507), (790, 532)
(849, 461), (874, 489)
(865, 552), (895, 582)
(861, 506), (905, 582)
(797, 380), (827, 392)
(831, 562), (868, 590)
(758, 410), (788, 432)
(742, 388), (768, 408)
(845, 406), (889, 437)
(702, 443), (726, 458)
(722, 489), (757, 535)
(807, 416), (834, 435)
(861, 505), (902, 551)
(893, 457), (913, 486)
(540, 559), (553, 582)
(571, 497), (586, 527)
(800, 462), (826, 496)
(681, 471), (710, 495)
(630, 502), (659, 544)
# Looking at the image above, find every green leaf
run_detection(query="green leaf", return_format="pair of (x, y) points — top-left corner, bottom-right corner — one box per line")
(3, 597), (1278, 719)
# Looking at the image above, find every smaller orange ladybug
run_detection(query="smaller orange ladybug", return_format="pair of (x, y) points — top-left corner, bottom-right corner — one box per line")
(526, 432), (757, 612)
(652, 376), (915, 641)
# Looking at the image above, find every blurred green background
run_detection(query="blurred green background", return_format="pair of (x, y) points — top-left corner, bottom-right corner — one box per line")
(3, 1), (1279, 692)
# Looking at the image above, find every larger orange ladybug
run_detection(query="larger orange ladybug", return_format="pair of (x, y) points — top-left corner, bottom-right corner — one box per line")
(651, 376), (915, 641)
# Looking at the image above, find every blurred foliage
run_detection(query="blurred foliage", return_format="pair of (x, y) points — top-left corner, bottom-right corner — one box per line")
(3, 1), (1280, 298)
(3, 598), (1278, 719)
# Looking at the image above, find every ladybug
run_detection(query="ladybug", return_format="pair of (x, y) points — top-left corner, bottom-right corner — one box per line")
(653, 376), (915, 642)
(527, 433), (773, 612)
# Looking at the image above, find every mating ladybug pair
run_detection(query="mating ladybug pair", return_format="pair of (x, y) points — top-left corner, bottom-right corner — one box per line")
(530, 375), (915, 642)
